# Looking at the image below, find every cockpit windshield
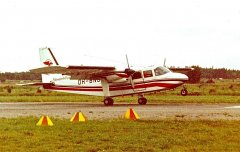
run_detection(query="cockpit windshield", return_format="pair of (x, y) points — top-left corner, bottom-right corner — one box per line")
(154, 66), (171, 76)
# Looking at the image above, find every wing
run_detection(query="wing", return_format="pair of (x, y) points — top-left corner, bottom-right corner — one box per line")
(30, 65), (127, 80)
(169, 67), (194, 74)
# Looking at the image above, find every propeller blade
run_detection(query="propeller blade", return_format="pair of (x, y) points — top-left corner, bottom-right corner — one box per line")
(125, 54), (135, 88)
(126, 54), (130, 69)
(129, 77), (134, 89)
(163, 58), (166, 67)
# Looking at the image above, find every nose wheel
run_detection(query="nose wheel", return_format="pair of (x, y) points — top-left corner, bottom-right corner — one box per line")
(181, 87), (188, 96)
(103, 97), (114, 106)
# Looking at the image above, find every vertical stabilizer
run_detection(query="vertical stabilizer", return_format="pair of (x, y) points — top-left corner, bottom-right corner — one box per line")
(39, 47), (59, 67)
(39, 47), (63, 83)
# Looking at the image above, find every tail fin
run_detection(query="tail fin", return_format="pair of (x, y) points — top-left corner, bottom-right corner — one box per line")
(39, 47), (59, 67)
(39, 47), (63, 83)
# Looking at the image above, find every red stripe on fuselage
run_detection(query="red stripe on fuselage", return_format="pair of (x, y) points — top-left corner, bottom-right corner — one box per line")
(43, 80), (183, 92)
(110, 82), (183, 91)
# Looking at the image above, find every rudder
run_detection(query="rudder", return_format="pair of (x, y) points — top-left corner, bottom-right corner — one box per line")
(39, 47), (59, 67)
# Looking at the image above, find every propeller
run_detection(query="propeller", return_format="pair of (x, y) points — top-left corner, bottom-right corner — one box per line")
(125, 55), (135, 75)
(125, 54), (135, 88)
(126, 54), (130, 69)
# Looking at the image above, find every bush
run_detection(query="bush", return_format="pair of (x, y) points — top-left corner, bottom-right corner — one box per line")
(36, 88), (42, 93)
(4, 86), (12, 94)
(209, 89), (216, 94)
(206, 79), (215, 83)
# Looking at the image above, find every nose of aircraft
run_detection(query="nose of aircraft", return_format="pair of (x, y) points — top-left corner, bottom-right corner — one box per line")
(164, 72), (189, 81)
(175, 73), (189, 81)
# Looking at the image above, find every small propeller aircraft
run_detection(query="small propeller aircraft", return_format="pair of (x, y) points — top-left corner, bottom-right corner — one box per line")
(22, 48), (190, 106)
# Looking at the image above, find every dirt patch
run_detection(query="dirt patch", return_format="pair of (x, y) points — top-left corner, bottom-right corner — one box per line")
(0, 102), (240, 120)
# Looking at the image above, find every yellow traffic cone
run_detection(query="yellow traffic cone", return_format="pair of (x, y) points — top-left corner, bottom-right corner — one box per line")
(36, 116), (53, 126)
(70, 112), (87, 123)
(124, 108), (140, 120)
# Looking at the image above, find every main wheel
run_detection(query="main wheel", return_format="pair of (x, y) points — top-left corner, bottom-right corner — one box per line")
(138, 97), (147, 105)
(181, 88), (188, 96)
(103, 97), (114, 106)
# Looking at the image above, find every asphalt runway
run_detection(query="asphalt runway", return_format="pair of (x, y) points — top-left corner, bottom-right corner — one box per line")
(1, 102), (240, 120)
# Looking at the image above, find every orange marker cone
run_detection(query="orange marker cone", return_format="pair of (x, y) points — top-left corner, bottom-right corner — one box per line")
(36, 116), (53, 126)
(70, 112), (87, 123)
(125, 108), (140, 120)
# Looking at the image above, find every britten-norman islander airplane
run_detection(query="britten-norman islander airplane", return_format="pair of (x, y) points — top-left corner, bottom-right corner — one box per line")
(23, 48), (190, 106)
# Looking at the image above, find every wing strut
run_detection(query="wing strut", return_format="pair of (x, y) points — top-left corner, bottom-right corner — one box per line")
(101, 79), (110, 97)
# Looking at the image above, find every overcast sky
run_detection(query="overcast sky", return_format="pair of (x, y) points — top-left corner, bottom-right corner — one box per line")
(0, 0), (239, 72)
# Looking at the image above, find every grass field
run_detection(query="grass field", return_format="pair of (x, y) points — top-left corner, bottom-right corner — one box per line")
(0, 95), (239, 104)
(0, 80), (239, 151)
(0, 79), (239, 103)
(0, 118), (240, 152)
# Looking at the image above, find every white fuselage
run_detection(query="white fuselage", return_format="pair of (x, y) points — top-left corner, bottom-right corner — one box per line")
(42, 66), (188, 97)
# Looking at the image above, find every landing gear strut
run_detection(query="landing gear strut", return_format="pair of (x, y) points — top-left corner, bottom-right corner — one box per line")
(138, 94), (147, 105)
(103, 97), (114, 106)
(181, 86), (188, 96)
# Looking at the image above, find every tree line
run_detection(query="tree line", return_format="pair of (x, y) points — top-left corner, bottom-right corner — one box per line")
(0, 67), (239, 83)
(0, 72), (41, 82)
(187, 66), (240, 83)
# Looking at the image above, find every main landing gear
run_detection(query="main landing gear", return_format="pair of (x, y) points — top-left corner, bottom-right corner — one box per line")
(103, 95), (148, 106)
(138, 94), (147, 105)
(103, 97), (114, 106)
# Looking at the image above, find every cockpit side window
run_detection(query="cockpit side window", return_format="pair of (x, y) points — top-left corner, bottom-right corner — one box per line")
(154, 67), (164, 76)
(132, 71), (142, 79)
(154, 67), (171, 76)
(143, 70), (153, 78)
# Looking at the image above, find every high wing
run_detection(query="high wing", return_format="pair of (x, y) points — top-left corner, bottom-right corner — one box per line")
(163, 58), (194, 74)
(169, 67), (194, 74)
(29, 47), (134, 82)
(30, 65), (130, 81)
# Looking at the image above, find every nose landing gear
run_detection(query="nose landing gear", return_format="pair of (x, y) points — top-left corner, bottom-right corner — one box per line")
(181, 86), (188, 96)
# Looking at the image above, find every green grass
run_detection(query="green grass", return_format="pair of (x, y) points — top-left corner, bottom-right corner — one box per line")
(0, 95), (239, 104)
(0, 79), (239, 103)
(0, 80), (239, 151)
(0, 117), (240, 151)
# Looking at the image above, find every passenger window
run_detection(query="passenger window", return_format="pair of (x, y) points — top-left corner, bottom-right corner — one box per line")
(132, 71), (142, 79)
(143, 70), (153, 78)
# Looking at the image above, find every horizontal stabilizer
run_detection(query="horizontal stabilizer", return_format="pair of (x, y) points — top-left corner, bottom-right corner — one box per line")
(17, 82), (53, 86)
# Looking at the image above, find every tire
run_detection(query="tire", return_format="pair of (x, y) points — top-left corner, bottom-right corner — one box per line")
(181, 89), (188, 96)
(138, 97), (147, 105)
(104, 97), (114, 106)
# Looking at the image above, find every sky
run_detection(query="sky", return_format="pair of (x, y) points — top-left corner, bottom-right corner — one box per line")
(0, 0), (240, 72)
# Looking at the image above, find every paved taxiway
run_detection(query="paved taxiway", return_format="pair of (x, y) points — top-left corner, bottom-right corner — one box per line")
(1, 102), (240, 120)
